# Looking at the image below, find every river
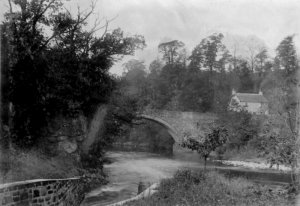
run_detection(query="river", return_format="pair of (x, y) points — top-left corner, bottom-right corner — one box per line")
(81, 149), (292, 206)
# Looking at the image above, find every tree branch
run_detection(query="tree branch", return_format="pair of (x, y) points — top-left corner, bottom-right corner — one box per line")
(7, 0), (13, 14)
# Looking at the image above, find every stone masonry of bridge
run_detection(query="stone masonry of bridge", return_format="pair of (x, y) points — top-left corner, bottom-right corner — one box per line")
(141, 110), (217, 143)
(0, 177), (84, 206)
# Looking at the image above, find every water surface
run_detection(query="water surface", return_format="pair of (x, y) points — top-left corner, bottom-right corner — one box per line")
(81, 150), (291, 206)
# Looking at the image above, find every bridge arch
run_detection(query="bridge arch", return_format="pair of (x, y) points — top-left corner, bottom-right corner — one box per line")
(139, 114), (179, 143)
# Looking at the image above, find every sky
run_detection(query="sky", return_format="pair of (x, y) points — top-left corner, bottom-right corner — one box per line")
(1, 0), (300, 75)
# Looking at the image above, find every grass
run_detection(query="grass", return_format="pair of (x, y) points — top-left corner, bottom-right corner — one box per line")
(0, 149), (81, 183)
(219, 145), (260, 161)
(125, 169), (295, 206)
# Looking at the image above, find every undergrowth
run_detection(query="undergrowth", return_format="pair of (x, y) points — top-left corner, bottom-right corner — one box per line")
(125, 169), (296, 206)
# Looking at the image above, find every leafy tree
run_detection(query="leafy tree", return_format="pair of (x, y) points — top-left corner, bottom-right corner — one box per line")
(218, 110), (261, 150)
(276, 35), (298, 76)
(212, 73), (232, 112)
(122, 59), (146, 74)
(255, 48), (268, 74)
(275, 36), (298, 122)
(236, 59), (254, 93)
(149, 59), (164, 74)
(158, 40), (185, 65)
(86, 82), (140, 169)
(146, 59), (164, 106)
(261, 70), (286, 114)
(4, 0), (146, 147)
(255, 35), (299, 188)
(182, 125), (228, 169)
(255, 115), (297, 178)
(179, 68), (212, 112)
(122, 59), (147, 90)
(158, 64), (186, 110)
(189, 33), (227, 73)
(188, 33), (230, 111)
(217, 49), (232, 72)
(121, 59), (148, 108)
(273, 35), (299, 186)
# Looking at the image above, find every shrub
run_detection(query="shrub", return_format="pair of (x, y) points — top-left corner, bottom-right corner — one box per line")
(125, 170), (295, 206)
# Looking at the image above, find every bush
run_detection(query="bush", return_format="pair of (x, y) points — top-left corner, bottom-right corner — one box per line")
(125, 169), (295, 206)
(217, 110), (264, 151)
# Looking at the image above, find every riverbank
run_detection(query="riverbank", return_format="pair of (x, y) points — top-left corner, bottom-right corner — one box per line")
(0, 149), (81, 183)
(0, 147), (107, 191)
(124, 169), (296, 206)
(81, 151), (295, 206)
(215, 160), (291, 172)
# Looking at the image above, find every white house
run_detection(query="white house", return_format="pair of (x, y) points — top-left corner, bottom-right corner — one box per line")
(229, 89), (269, 115)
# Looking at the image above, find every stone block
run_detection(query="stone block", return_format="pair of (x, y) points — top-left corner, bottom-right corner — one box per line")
(12, 191), (19, 196)
(40, 188), (47, 196)
(58, 140), (78, 153)
(33, 190), (39, 198)
(2, 196), (13, 204)
(38, 197), (44, 203)
(13, 196), (20, 202)
(20, 191), (28, 201)
(0, 178), (84, 206)
(15, 200), (29, 206)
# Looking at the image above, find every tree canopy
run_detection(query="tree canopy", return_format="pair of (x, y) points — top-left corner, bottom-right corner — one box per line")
(4, 0), (146, 147)
(158, 40), (185, 65)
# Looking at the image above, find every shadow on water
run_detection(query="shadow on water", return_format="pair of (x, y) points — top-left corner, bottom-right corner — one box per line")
(215, 167), (292, 185)
(81, 150), (292, 206)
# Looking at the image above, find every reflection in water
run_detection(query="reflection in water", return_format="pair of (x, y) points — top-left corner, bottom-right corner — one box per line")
(81, 151), (291, 206)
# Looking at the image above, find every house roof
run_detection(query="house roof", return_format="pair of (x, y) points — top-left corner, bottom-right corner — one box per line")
(235, 93), (268, 103)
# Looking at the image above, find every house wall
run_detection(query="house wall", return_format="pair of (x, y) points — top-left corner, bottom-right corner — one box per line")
(244, 102), (262, 114)
(229, 96), (268, 114)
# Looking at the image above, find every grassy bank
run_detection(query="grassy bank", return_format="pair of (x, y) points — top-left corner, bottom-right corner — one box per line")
(0, 148), (107, 189)
(0, 149), (82, 183)
(125, 170), (295, 206)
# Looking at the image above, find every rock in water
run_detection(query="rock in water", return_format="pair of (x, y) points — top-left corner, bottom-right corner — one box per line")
(137, 181), (146, 194)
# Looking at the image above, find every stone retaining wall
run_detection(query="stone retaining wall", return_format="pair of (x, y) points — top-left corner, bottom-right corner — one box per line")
(0, 177), (84, 206)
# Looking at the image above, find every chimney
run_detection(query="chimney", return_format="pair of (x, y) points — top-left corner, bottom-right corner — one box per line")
(232, 88), (236, 95)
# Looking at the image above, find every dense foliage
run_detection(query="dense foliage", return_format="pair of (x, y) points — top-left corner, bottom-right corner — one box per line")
(125, 170), (295, 206)
(3, 0), (145, 147)
(218, 110), (262, 150)
(2, 2), (299, 183)
(119, 34), (299, 176)
(181, 125), (228, 168)
(120, 33), (275, 113)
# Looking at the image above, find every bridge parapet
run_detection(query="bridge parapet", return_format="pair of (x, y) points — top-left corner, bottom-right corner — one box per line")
(141, 110), (217, 143)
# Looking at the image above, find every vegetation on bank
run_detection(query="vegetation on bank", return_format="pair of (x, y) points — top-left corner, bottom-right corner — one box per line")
(125, 170), (295, 206)
(118, 31), (299, 182)
(2, 0), (145, 148)
(1, 0), (299, 195)
(0, 0), (145, 183)
(182, 124), (228, 168)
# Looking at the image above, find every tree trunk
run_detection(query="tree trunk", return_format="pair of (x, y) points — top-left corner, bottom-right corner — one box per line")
(296, 69), (300, 187)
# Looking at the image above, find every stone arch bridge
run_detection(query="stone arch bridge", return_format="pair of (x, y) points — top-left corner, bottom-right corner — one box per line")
(139, 110), (217, 144)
